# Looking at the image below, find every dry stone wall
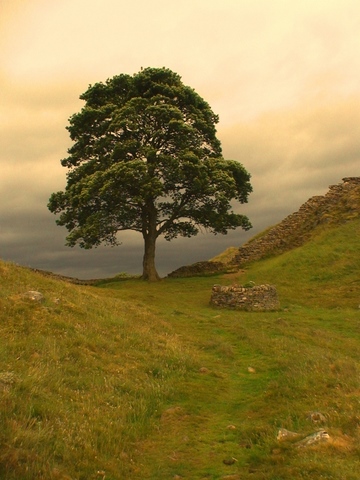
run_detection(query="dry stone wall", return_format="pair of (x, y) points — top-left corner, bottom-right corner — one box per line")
(232, 177), (360, 267)
(167, 261), (225, 278)
(210, 284), (280, 311)
(168, 177), (360, 278)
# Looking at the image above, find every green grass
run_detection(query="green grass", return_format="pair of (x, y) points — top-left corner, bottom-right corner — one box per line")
(0, 219), (360, 479)
(236, 218), (360, 309)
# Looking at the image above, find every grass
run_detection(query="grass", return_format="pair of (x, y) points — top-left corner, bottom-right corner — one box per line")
(0, 218), (359, 479)
(210, 246), (239, 264)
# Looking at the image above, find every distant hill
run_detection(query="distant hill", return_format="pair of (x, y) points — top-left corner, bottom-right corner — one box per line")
(168, 176), (360, 277)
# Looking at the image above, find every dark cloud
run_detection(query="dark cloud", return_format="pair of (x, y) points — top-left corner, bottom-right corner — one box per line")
(1, 1), (360, 278)
(2, 94), (359, 279)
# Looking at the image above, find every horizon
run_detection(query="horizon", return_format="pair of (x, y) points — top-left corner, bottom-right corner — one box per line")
(1, 1), (359, 278)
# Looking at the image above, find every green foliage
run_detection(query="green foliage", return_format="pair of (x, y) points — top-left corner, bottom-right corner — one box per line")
(48, 67), (252, 280)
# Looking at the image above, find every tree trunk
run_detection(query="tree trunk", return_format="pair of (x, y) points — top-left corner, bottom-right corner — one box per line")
(142, 232), (160, 281)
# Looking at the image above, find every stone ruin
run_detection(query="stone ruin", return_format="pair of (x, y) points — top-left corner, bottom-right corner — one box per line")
(210, 283), (280, 311)
(232, 177), (360, 267)
(168, 177), (360, 278)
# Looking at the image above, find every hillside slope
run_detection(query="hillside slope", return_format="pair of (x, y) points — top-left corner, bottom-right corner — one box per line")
(169, 176), (360, 277)
(235, 217), (360, 309)
(0, 262), (199, 479)
(1, 215), (360, 478)
(231, 176), (360, 267)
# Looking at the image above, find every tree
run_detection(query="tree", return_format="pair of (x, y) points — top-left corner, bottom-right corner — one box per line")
(48, 67), (252, 281)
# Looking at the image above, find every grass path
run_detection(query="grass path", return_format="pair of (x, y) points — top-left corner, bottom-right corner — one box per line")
(101, 275), (360, 479)
(1, 219), (359, 479)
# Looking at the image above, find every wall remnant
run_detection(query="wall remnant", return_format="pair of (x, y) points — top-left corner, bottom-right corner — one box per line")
(210, 284), (279, 311)
(232, 177), (360, 267)
(168, 177), (360, 278)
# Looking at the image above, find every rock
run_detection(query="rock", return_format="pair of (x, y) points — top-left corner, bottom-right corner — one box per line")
(23, 291), (44, 302)
(210, 284), (280, 311)
(0, 371), (17, 391)
(277, 428), (302, 441)
(295, 430), (330, 448)
(168, 260), (226, 278)
(248, 366), (256, 373)
(232, 177), (360, 268)
(307, 411), (327, 424)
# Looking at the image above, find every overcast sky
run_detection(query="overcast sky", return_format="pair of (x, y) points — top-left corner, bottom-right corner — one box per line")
(1, 0), (359, 279)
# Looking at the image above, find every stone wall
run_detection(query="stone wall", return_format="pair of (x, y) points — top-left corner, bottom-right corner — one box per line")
(210, 284), (280, 311)
(232, 177), (360, 267)
(167, 261), (226, 278)
(168, 177), (360, 278)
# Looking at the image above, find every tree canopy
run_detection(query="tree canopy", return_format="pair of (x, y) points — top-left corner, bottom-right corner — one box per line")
(48, 67), (252, 280)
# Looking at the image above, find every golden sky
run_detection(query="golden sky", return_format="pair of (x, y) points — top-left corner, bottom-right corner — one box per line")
(1, 0), (359, 277)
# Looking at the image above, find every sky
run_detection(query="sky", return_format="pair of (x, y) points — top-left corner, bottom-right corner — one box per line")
(1, 0), (359, 279)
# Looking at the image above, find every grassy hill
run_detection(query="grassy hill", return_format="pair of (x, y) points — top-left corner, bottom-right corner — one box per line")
(1, 218), (360, 479)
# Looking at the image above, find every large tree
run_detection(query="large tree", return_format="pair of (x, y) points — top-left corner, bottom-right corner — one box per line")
(48, 67), (252, 281)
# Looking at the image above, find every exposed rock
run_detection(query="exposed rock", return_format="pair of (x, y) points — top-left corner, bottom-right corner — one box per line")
(0, 371), (17, 392)
(277, 428), (302, 442)
(210, 284), (280, 311)
(22, 290), (44, 302)
(232, 177), (360, 267)
(168, 178), (360, 278)
(307, 411), (327, 424)
(295, 430), (330, 448)
(277, 427), (330, 448)
(168, 260), (227, 278)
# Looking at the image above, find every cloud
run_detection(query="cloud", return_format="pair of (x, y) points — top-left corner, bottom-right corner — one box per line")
(219, 95), (360, 233)
(1, 0), (360, 278)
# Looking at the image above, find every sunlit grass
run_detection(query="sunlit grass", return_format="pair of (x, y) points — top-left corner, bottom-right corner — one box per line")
(0, 219), (359, 478)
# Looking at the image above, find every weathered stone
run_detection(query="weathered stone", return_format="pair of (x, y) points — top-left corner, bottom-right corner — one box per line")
(295, 430), (330, 448)
(168, 260), (226, 278)
(22, 291), (44, 302)
(210, 284), (280, 311)
(277, 427), (331, 448)
(277, 428), (302, 442)
(167, 178), (360, 278)
(0, 371), (16, 385)
(0, 371), (17, 392)
(307, 411), (327, 424)
(232, 177), (360, 267)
